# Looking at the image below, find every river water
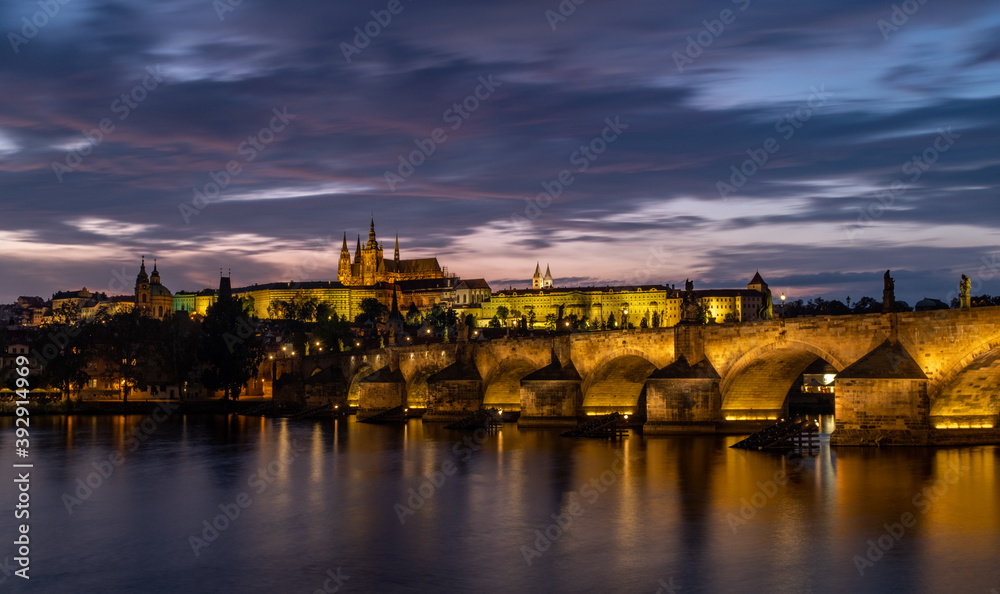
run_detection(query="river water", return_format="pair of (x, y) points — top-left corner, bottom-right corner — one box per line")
(0, 413), (997, 593)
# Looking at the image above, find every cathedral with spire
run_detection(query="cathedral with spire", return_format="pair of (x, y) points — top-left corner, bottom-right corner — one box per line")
(337, 217), (446, 286)
(134, 257), (174, 319)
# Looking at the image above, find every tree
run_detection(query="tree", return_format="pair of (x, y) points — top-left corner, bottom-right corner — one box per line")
(200, 296), (265, 401)
(826, 300), (851, 316)
(96, 309), (158, 403)
(355, 297), (389, 325)
(651, 311), (660, 328)
(268, 292), (318, 322)
(37, 321), (93, 400)
(52, 302), (81, 325)
(852, 296), (880, 314)
(313, 310), (353, 352)
(464, 313), (476, 329)
(697, 304), (711, 324)
(969, 294), (1000, 307)
(496, 306), (510, 326)
(405, 302), (422, 325)
(489, 315), (501, 328)
(894, 300), (912, 312)
(152, 311), (202, 398)
(607, 312), (616, 328)
(640, 317), (648, 328)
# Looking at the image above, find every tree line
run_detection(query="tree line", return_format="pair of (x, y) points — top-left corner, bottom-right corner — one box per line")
(1, 295), (266, 402)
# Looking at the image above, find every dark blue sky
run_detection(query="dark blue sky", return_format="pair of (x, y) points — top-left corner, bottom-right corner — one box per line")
(1, 0), (998, 305)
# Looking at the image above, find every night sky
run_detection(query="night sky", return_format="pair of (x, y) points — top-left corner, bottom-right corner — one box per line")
(1, 0), (999, 305)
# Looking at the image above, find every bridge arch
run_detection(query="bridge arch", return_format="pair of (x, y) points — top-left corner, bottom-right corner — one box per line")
(483, 356), (541, 411)
(580, 351), (659, 415)
(347, 363), (375, 407)
(404, 362), (449, 409)
(930, 336), (1000, 426)
(720, 340), (848, 416)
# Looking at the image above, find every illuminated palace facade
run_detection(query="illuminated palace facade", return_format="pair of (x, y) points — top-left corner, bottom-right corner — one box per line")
(475, 269), (768, 328)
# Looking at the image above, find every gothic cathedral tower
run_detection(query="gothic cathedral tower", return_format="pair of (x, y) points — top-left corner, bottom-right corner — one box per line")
(337, 232), (351, 284)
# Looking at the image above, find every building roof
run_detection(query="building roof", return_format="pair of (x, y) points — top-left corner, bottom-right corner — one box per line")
(233, 280), (353, 292)
(694, 289), (761, 298)
(749, 271), (766, 285)
(395, 278), (458, 291)
(457, 279), (491, 290)
(494, 284), (676, 297)
(387, 257), (442, 274)
(915, 298), (949, 310)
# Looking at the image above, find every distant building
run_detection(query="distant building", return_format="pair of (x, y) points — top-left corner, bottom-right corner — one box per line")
(134, 258), (173, 320)
(475, 267), (769, 328)
(173, 289), (218, 317)
(338, 218), (447, 287)
(233, 281), (392, 321)
(455, 279), (491, 306)
(915, 298), (950, 311)
(531, 263), (553, 289)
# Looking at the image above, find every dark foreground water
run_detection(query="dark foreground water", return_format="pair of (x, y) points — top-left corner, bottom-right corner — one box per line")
(0, 413), (998, 593)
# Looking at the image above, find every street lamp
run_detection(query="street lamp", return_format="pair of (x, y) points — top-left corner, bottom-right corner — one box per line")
(780, 293), (786, 318)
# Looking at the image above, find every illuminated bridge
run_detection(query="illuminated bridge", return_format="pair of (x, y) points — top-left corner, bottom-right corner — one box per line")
(302, 307), (1000, 446)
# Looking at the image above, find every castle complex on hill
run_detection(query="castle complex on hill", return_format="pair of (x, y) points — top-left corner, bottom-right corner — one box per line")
(4, 218), (772, 329)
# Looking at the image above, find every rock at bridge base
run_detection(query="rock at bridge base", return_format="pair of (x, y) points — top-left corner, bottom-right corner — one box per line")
(927, 428), (1000, 446)
(518, 415), (581, 428)
(643, 421), (718, 435)
(830, 428), (930, 446)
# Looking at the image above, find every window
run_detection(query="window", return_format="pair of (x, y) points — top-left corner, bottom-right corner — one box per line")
(141, 294), (147, 303)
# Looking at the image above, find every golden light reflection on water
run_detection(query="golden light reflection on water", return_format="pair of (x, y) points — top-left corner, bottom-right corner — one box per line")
(6, 414), (999, 592)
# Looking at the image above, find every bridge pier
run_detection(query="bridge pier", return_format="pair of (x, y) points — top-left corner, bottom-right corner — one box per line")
(643, 356), (721, 434)
(829, 340), (931, 446)
(518, 352), (583, 427)
(831, 377), (931, 445)
(424, 361), (484, 422)
(357, 366), (407, 421)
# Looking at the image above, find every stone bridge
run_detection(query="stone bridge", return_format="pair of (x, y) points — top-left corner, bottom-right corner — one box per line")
(294, 307), (1000, 445)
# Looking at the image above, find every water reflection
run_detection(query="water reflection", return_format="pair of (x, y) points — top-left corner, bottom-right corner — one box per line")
(0, 415), (996, 593)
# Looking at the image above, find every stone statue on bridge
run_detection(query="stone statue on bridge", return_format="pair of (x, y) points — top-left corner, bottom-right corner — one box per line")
(882, 270), (895, 313)
(960, 274), (972, 308)
(681, 279), (700, 324)
(757, 285), (773, 321)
